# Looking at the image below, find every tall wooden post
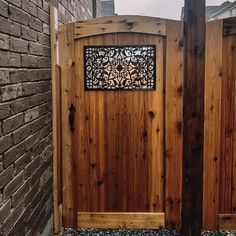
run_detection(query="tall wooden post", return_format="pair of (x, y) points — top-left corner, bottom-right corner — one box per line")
(181, 1), (205, 235)
(50, 4), (62, 235)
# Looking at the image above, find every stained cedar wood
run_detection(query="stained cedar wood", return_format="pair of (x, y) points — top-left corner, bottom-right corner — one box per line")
(219, 214), (236, 230)
(117, 34), (131, 211)
(203, 20), (223, 229)
(232, 35), (236, 214)
(143, 35), (164, 213)
(74, 33), (164, 213)
(74, 16), (167, 39)
(132, 34), (148, 212)
(77, 212), (165, 229)
(50, 5), (62, 234)
(230, 34), (236, 213)
(181, 1), (205, 235)
(165, 20), (183, 229)
(219, 35), (236, 214)
(231, 34), (236, 214)
(223, 17), (236, 36)
(75, 36), (90, 211)
(59, 23), (77, 227)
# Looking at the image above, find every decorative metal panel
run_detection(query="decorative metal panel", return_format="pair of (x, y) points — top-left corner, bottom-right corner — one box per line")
(84, 45), (156, 91)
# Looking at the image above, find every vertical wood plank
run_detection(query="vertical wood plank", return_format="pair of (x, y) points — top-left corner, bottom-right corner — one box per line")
(50, 4), (61, 235)
(147, 36), (164, 213)
(203, 20), (223, 230)
(88, 92), (98, 211)
(165, 20), (183, 229)
(219, 35), (236, 214)
(232, 35), (236, 213)
(59, 23), (77, 227)
(75, 37), (90, 212)
(181, 1), (206, 235)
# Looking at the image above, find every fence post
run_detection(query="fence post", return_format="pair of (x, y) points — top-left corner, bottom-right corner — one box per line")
(181, 1), (206, 235)
(50, 4), (62, 235)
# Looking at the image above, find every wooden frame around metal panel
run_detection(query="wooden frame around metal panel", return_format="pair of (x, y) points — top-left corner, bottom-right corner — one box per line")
(74, 15), (167, 39)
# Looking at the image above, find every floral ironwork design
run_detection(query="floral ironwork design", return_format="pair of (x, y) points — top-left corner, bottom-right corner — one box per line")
(84, 45), (156, 91)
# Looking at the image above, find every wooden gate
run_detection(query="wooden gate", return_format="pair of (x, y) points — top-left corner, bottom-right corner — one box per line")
(57, 16), (183, 229)
(51, 11), (236, 232)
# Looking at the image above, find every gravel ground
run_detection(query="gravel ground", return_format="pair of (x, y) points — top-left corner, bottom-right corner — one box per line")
(62, 228), (236, 236)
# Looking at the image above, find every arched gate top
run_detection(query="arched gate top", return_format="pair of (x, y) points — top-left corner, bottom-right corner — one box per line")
(74, 15), (168, 39)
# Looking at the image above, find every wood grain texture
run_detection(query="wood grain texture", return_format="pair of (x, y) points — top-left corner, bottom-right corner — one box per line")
(59, 23), (77, 227)
(223, 17), (236, 36)
(165, 20), (183, 229)
(74, 33), (164, 214)
(203, 20), (223, 230)
(231, 35), (236, 214)
(74, 16), (166, 39)
(50, 4), (61, 235)
(219, 214), (236, 230)
(181, 1), (206, 235)
(219, 35), (236, 214)
(77, 212), (165, 229)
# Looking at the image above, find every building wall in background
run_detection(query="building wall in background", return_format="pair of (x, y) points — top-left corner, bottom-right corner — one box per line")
(101, 0), (115, 16)
(209, 1), (236, 20)
(0, 0), (101, 235)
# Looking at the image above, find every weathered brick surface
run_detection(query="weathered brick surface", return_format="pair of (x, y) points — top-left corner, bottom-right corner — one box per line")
(0, 70), (10, 85)
(9, 6), (29, 26)
(24, 106), (39, 123)
(7, 0), (21, 7)
(29, 16), (43, 32)
(11, 97), (30, 114)
(3, 112), (24, 134)
(0, 165), (14, 188)
(0, 51), (21, 67)
(15, 150), (32, 174)
(0, 133), (12, 154)
(3, 201), (24, 235)
(0, 83), (23, 101)
(0, 0), (101, 235)
(22, 0), (37, 17)
(38, 33), (50, 46)
(10, 37), (29, 53)
(21, 54), (50, 68)
(3, 140), (25, 167)
(3, 171), (24, 201)
(0, 200), (11, 223)
(12, 179), (30, 207)
(22, 82), (39, 96)
(29, 42), (50, 56)
(0, 0), (8, 18)
(9, 70), (28, 83)
(12, 123), (31, 144)
(0, 17), (21, 37)
(0, 33), (9, 50)
(21, 25), (37, 42)
(0, 102), (11, 119)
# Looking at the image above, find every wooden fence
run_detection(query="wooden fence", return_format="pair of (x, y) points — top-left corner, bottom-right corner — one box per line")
(203, 18), (236, 230)
(50, 8), (236, 232)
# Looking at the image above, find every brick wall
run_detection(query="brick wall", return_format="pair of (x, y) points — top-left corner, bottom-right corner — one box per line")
(0, 0), (101, 235)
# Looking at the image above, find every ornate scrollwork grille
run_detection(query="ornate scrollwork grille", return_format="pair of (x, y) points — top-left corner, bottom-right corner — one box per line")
(84, 45), (156, 91)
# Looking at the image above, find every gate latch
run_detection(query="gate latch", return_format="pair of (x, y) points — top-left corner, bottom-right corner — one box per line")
(69, 104), (75, 133)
